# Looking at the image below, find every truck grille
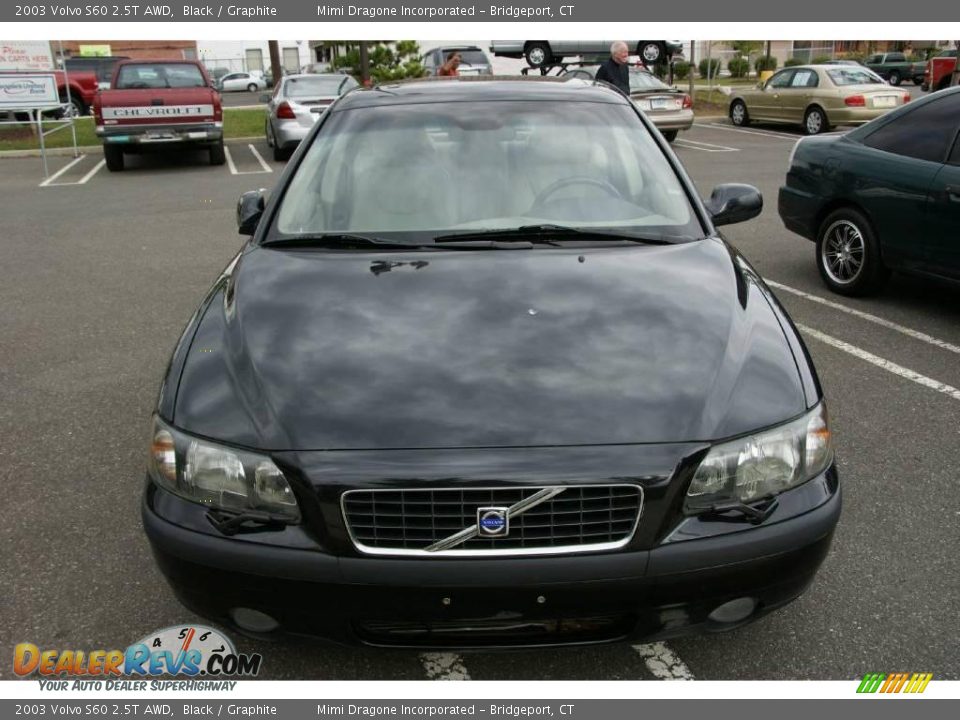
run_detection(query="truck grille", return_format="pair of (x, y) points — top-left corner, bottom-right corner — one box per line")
(341, 485), (643, 557)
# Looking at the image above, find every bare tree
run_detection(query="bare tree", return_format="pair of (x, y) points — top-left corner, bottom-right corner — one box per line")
(952, 40), (960, 87)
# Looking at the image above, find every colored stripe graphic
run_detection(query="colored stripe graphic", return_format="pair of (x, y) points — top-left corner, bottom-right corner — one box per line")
(858, 673), (932, 693)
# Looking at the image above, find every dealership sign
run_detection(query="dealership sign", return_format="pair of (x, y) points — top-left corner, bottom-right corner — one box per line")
(0, 73), (60, 109)
(0, 41), (54, 71)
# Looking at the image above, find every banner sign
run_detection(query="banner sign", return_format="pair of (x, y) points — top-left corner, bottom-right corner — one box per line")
(0, 73), (60, 109)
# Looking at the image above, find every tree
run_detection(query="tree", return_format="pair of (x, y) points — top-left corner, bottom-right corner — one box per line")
(332, 41), (425, 83)
(952, 40), (960, 87)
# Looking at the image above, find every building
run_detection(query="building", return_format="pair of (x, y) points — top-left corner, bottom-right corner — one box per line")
(197, 41), (311, 76)
(56, 40), (198, 61)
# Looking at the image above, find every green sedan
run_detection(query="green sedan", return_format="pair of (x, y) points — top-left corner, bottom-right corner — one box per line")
(778, 87), (960, 295)
(729, 65), (911, 135)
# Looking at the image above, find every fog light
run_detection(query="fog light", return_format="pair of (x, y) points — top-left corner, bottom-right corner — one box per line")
(230, 607), (279, 633)
(708, 597), (756, 624)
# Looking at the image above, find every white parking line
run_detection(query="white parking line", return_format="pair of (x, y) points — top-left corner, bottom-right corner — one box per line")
(798, 324), (960, 402)
(76, 159), (106, 184)
(674, 138), (739, 152)
(693, 122), (799, 140)
(224, 144), (273, 175)
(419, 652), (472, 680)
(767, 280), (960, 356)
(632, 642), (695, 680)
(38, 154), (86, 187)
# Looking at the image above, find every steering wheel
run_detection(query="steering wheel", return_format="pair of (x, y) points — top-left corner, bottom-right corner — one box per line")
(531, 176), (624, 209)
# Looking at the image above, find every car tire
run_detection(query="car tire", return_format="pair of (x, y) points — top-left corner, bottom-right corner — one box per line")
(887, 70), (901, 86)
(803, 106), (829, 135)
(103, 144), (124, 172)
(247, 83), (258, 92)
(662, 129), (679, 142)
(209, 141), (226, 166)
(524, 43), (552, 68)
(55, 93), (85, 119)
(729, 99), (749, 126)
(913, 76), (924, 85)
(816, 208), (889, 296)
(638, 42), (663, 66)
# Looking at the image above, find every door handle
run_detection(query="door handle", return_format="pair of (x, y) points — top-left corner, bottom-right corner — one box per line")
(947, 185), (960, 202)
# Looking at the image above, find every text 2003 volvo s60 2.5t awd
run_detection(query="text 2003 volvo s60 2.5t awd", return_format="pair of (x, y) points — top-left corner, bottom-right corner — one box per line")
(143, 77), (839, 648)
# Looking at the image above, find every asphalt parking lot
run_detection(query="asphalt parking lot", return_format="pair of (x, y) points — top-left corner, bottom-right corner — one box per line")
(2, 120), (958, 681)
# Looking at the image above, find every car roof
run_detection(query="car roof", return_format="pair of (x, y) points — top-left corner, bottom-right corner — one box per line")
(334, 77), (628, 110)
(283, 73), (350, 81)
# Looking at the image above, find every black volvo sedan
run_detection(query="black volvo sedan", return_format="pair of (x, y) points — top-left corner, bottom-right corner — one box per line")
(143, 78), (840, 648)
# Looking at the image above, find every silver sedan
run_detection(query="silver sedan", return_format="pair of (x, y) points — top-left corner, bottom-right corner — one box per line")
(264, 73), (359, 160)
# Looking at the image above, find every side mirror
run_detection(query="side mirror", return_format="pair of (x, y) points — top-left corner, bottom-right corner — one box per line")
(237, 189), (266, 235)
(705, 184), (763, 227)
(259, 93), (271, 103)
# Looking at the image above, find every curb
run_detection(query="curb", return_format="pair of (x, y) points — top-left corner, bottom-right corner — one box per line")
(0, 135), (265, 159)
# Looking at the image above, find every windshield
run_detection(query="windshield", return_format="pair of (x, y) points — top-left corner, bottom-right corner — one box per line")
(827, 67), (885, 86)
(274, 100), (701, 243)
(629, 71), (671, 92)
(115, 63), (206, 89)
(285, 75), (357, 98)
(454, 50), (490, 65)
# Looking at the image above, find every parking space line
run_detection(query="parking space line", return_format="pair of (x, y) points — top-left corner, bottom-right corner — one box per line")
(224, 145), (239, 175)
(77, 159), (106, 184)
(247, 143), (272, 172)
(632, 642), (695, 680)
(693, 122), (799, 141)
(798, 324), (960, 402)
(419, 652), (471, 680)
(674, 138), (739, 152)
(38, 155), (86, 187)
(767, 280), (960, 356)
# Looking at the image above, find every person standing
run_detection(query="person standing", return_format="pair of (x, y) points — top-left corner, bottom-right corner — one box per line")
(595, 41), (630, 95)
(438, 51), (462, 77)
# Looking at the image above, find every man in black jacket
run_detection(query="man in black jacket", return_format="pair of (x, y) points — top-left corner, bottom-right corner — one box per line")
(595, 41), (630, 95)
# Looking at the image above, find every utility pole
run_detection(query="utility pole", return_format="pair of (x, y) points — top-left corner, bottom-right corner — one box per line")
(952, 40), (960, 87)
(688, 40), (695, 97)
(268, 41), (282, 86)
(359, 41), (370, 86)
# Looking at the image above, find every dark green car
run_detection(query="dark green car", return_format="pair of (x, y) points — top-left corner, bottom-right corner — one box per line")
(778, 87), (960, 295)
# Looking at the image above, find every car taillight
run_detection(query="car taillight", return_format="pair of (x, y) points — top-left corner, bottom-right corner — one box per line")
(902, 93), (911, 103)
(681, 94), (692, 109)
(213, 92), (222, 120)
(844, 95), (866, 107)
(276, 101), (296, 119)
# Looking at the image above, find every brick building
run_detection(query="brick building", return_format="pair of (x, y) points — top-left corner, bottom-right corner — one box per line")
(56, 40), (198, 61)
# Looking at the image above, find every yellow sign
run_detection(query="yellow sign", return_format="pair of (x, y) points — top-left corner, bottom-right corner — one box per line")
(78, 45), (112, 57)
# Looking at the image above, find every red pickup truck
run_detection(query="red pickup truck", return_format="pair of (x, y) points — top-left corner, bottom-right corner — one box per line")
(922, 49), (957, 92)
(93, 59), (224, 172)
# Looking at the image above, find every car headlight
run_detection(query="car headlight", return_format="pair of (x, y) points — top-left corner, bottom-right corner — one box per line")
(148, 416), (300, 522)
(685, 403), (832, 513)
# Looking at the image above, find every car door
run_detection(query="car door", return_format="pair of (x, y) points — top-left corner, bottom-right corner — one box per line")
(855, 93), (959, 272)
(753, 69), (794, 121)
(921, 94), (960, 277)
(780, 68), (818, 124)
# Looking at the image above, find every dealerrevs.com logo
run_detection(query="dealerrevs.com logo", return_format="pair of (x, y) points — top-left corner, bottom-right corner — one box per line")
(14, 625), (262, 687)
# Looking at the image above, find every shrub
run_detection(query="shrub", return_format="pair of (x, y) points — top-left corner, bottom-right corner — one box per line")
(784, 58), (804, 67)
(671, 61), (691, 80)
(755, 55), (778, 72)
(698, 58), (721, 79)
(728, 57), (750, 78)
(812, 55), (832, 65)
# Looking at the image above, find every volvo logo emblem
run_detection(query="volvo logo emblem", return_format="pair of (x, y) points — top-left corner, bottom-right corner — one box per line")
(477, 507), (509, 537)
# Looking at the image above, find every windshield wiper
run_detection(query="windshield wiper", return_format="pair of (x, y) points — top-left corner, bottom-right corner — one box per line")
(433, 224), (675, 245)
(262, 233), (427, 250)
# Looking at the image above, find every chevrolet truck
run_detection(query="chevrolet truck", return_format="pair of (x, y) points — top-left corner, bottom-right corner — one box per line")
(863, 52), (926, 86)
(922, 49), (958, 92)
(93, 59), (224, 172)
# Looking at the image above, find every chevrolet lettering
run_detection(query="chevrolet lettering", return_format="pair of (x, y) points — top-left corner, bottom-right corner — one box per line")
(143, 77), (840, 648)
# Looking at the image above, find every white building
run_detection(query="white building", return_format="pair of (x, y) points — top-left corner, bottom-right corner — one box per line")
(197, 41), (312, 76)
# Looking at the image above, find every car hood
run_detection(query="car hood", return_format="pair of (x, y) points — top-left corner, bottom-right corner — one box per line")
(173, 239), (807, 450)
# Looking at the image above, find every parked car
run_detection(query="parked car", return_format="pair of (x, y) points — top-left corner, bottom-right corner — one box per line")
(822, 59), (862, 66)
(143, 76), (839, 649)
(922, 49), (957, 92)
(64, 55), (129, 89)
(94, 60), (224, 171)
(779, 87), (960, 295)
(490, 40), (684, 68)
(218, 71), (267, 93)
(863, 52), (926, 86)
(422, 46), (493, 76)
(729, 65), (910, 135)
(264, 73), (359, 160)
(561, 65), (692, 142)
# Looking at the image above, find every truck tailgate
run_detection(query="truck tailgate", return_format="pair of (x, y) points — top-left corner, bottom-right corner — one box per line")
(97, 88), (218, 126)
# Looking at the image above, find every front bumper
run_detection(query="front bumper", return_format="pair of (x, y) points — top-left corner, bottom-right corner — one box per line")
(143, 470), (841, 649)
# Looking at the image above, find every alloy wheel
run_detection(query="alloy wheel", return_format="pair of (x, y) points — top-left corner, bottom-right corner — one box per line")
(821, 220), (865, 284)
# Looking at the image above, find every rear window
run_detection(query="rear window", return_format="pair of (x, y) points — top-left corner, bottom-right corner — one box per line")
(629, 71), (670, 92)
(115, 63), (206, 89)
(827, 68), (884, 86)
(284, 75), (357, 98)
(453, 50), (489, 65)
